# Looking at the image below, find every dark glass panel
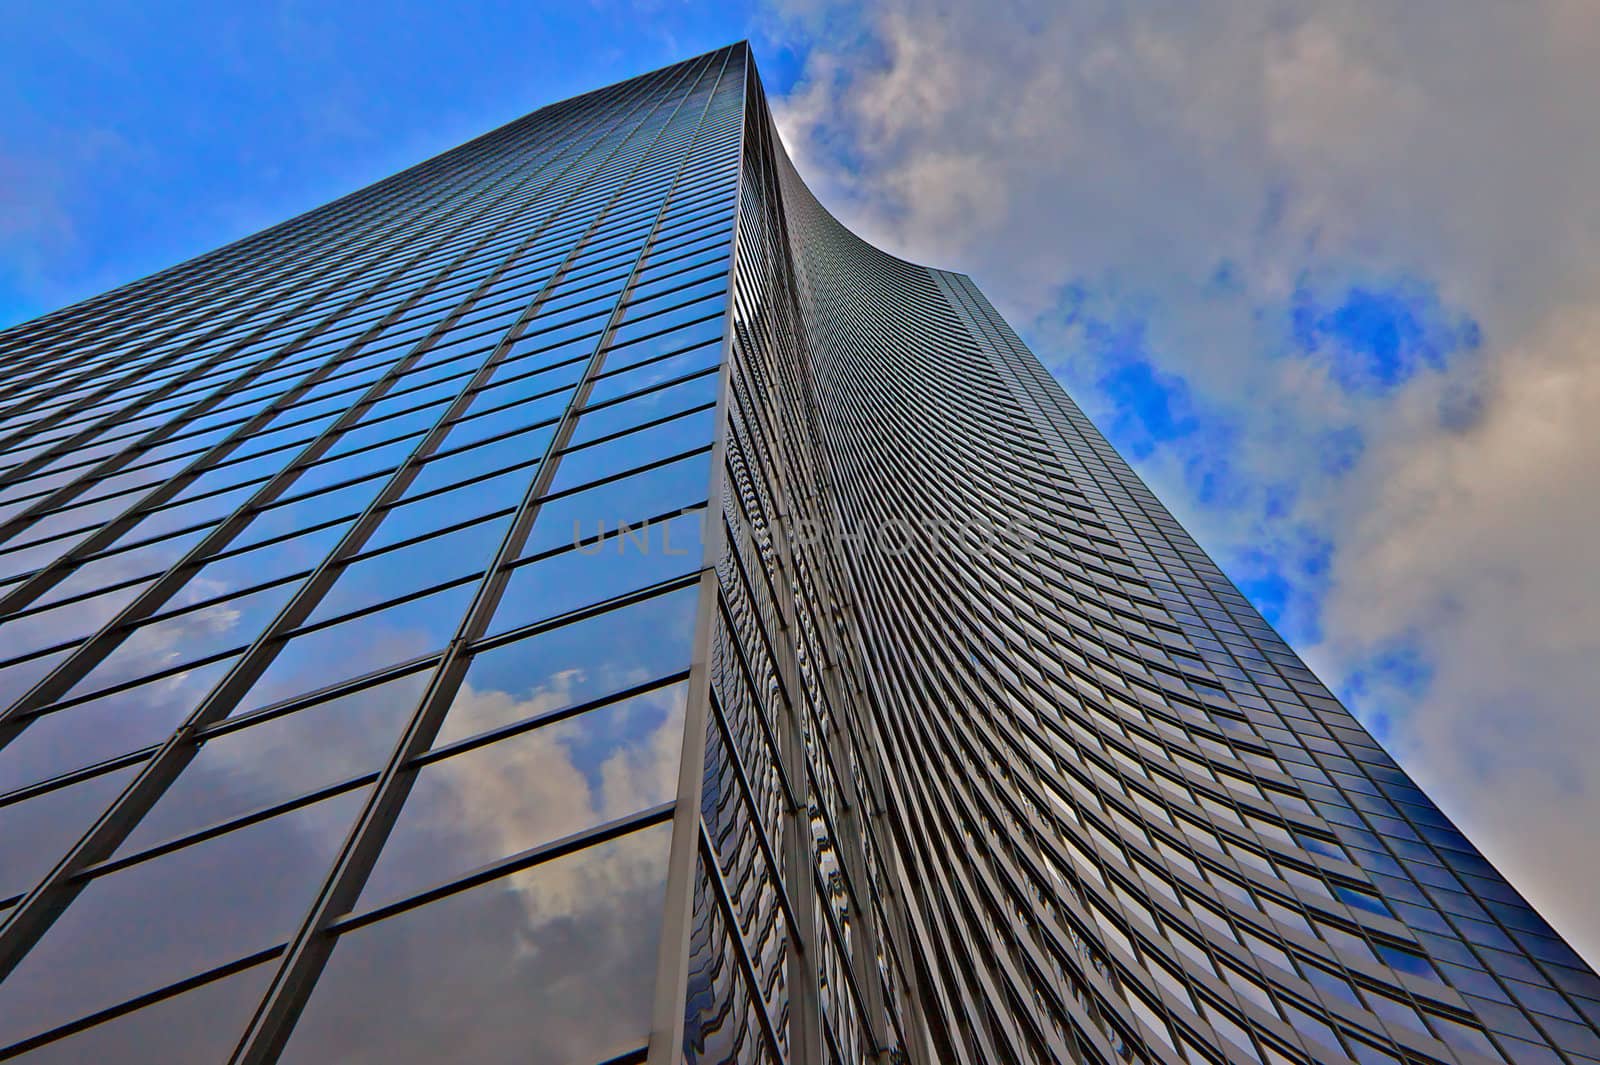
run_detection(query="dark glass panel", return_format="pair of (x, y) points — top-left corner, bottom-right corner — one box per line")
(0, 765), (138, 901)
(279, 823), (672, 1065)
(521, 448), (712, 560)
(0, 659), (236, 794)
(488, 508), (705, 636)
(681, 858), (778, 1065)
(0, 789), (367, 1048)
(305, 517), (506, 626)
(116, 670), (429, 858)
(1375, 943), (1441, 981)
(4, 962), (272, 1064)
(227, 585), (472, 718)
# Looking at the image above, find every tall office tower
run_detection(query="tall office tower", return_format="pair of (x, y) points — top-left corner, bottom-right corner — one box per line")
(0, 40), (1594, 1065)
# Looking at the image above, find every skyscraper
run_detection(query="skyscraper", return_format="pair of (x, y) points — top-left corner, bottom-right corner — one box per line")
(0, 38), (1593, 1065)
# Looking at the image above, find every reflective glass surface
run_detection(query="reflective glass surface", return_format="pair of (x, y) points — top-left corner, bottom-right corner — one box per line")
(280, 823), (672, 1065)
(0, 790), (367, 1047)
(3, 963), (274, 1065)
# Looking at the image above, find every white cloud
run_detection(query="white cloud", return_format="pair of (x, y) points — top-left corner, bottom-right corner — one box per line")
(764, 0), (1600, 968)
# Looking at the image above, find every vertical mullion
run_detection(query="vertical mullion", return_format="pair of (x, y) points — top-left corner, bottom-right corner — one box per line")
(648, 41), (759, 1065)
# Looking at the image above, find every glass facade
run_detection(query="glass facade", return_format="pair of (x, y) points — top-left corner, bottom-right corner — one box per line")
(0, 40), (1595, 1065)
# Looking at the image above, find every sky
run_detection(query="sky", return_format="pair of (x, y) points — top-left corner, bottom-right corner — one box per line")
(3, 0), (1597, 967)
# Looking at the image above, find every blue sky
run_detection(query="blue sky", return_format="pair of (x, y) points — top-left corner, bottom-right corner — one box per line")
(5, 0), (1599, 966)
(0, 2), (793, 325)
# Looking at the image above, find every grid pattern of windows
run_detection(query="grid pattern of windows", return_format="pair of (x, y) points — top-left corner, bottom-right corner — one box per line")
(0, 44), (744, 1065)
(0, 39), (1597, 1065)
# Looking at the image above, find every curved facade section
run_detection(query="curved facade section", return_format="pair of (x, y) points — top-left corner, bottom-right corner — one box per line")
(696, 48), (1600, 1065)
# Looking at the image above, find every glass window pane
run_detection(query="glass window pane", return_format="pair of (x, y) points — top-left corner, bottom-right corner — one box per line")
(0, 528), (97, 584)
(521, 449), (711, 560)
(321, 406), (442, 461)
(0, 789), (366, 1049)
(400, 424), (554, 500)
(488, 509), (705, 636)
(474, 351), (588, 402)
(622, 277), (727, 322)
(228, 585), (472, 719)
(284, 437), (415, 500)
(0, 659), (236, 794)
(231, 473), (388, 552)
(445, 389), (573, 452)
(585, 341), (722, 407)
(440, 586), (699, 747)
(7, 963), (273, 1065)
(0, 766), (139, 901)
(12, 492), (145, 561)
(362, 681), (686, 910)
(625, 265), (726, 307)
(3, 581), (154, 664)
(117, 671), (429, 858)
(29, 530), (207, 610)
(549, 406), (717, 489)
(176, 522), (350, 607)
(0, 649), (73, 711)
(491, 334), (595, 377)
(305, 518), (505, 627)
(170, 449), (295, 502)
(279, 823), (672, 1065)
(567, 373), (720, 447)
(364, 467), (533, 552)
(111, 482), (259, 549)
(66, 580), (298, 700)
(605, 297), (723, 349)
(595, 316), (724, 378)
(682, 857), (780, 1065)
